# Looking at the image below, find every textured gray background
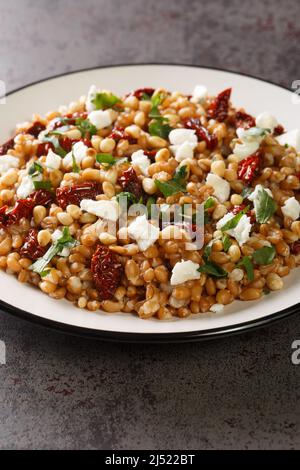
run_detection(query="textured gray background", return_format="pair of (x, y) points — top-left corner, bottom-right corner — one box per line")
(1, 0), (300, 450)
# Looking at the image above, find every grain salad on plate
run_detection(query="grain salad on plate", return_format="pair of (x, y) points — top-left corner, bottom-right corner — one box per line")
(0, 84), (300, 320)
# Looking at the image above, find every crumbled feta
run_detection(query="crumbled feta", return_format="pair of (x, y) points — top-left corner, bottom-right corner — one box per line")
(128, 214), (160, 251)
(45, 149), (62, 171)
(0, 155), (19, 175)
(191, 85), (208, 104)
(63, 141), (89, 168)
(170, 260), (200, 286)
(131, 150), (151, 176)
(234, 126), (267, 160)
(206, 173), (230, 203)
(281, 197), (300, 220)
(233, 141), (260, 160)
(80, 199), (120, 222)
(216, 213), (252, 246)
(88, 110), (112, 130)
(170, 141), (196, 162)
(210, 303), (224, 313)
(277, 129), (300, 151)
(86, 84), (98, 113)
(256, 112), (278, 132)
(247, 184), (273, 202)
(169, 128), (198, 146)
(16, 174), (40, 199)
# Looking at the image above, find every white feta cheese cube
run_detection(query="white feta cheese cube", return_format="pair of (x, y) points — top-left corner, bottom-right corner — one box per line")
(216, 213), (252, 246)
(206, 173), (230, 203)
(171, 141), (196, 162)
(86, 84), (98, 113)
(169, 128), (198, 146)
(16, 175), (36, 199)
(128, 214), (160, 251)
(210, 303), (224, 313)
(233, 140), (260, 160)
(80, 199), (120, 222)
(170, 260), (200, 286)
(63, 141), (89, 169)
(45, 149), (62, 171)
(131, 150), (151, 176)
(191, 85), (208, 103)
(281, 197), (300, 220)
(276, 129), (300, 151)
(255, 111), (278, 132)
(0, 155), (19, 175)
(88, 110), (112, 130)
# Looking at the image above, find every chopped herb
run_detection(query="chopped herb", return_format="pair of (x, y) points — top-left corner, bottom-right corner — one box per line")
(75, 117), (97, 136)
(29, 161), (43, 176)
(204, 212), (211, 224)
(49, 126), (72, 135)
(146, 196), (157, 218)
(204, 197), (215, 210)
(42, 134), (67, 157)
(33, 180), (52, 191)
(149, 93), (164, 119)
(252, 245), (276, 265)
(31, 227), (77, 274)
(155, 165), (188, 197)
(255, 189), (277, 223)
(243, 127), (270, 138)
(148, 120), (172, 139)
(92, 92), (121, 110)
(198, 261), (228, 278)
(96, 153), (117, 166)
(220, 206), (250, 232)
(116, 191), (138, 207)
(141, 93), (151, 101)
(203, 244), (212, 261)
(284, 143), (289, 149)
(238, 256), (254, 281)
(72, 152), (80, 173)
(40, 269), (51, 278)
(241, 187), (253, 199)
(222, 234), (232, 252)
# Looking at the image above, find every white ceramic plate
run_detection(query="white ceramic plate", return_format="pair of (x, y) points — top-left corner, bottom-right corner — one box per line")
(1, 64), (299, 342)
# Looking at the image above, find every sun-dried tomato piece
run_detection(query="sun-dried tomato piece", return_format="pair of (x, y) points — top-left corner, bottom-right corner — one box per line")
(143, 149), (157, 158)
(235, 111), (255, 130)
(132, 88), (155, 99)
(59, 136), (73, 153)
(108, 127), (136, 144)
(291, 241), (300, 255)
(184, 118), (218, 150)
(118, 167), (142, 200)
(238, 151), (261, 184)
(56, 182), (101, 210)
(207, 88), (232, 122)
(37, 142), (55, 157)
(19, 229), (47, 261)
(0, 198), (35, 229)
(91, 245), (123, 300)
(26, 121), (46, 138)
(31, 189), (55, 206)
(0, 137), (15, 156)
(273, 124), (285, 136)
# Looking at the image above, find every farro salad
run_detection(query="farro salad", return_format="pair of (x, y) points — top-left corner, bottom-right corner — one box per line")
(0, 84), (300, 320)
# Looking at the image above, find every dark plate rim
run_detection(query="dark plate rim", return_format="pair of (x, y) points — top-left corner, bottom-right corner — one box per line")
(1, 62), (299, 343)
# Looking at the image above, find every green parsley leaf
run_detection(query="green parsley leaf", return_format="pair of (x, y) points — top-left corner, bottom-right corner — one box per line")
(238, 256), (254, 281)
(222, 234), (232, 252)
(33, 180), (52, 191)
(203, 244), (212, 261)
(40, 269), (51, 278)
(252, 245), (276, 265)
(148, 120), (172, 139)
(141, 93), (151, 101)
(72, 152), (80, 173)
(255, 189), (277, 223)
(31, 227), (77, 274)
(155, 165), (188, 197)
(198, 261), (228, 278)
(204, 197), (216, 210)
(75, 118), (97, 136)
(149, 93), (164, 119)
(29, 162), (43, 176)
(146, 196), (157, 218)
(116, 191), (138, 207)
(220, 206), (250, 232)
(241, 187), (253, 199)
(96, 153), (117, 166)
(92, 92), (121, 110)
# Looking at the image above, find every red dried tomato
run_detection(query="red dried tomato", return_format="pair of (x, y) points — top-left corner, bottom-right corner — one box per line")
(37, 142), (55, 157)
(238, 151), (261, 184)
(291, 241), (300, 255)
(56, 182), (101, 210)
(118, 167), (142, 199)
(109, 127), (136, 144)
(26, 121), (46, 138)
(132, 88), (155, 99)
(235, 111), (255, 130)
(273, 124), (284, 136)
(31, 189), (55, 206)
(207, 88), (232, 122)
(59, 136), (73, 153)
(51, 112), (89, 129)
(184, 118), (218, 150)
(0, 198), (34, 229)
(19, 229), (47, 260)
(91, 245), (123, 300)
(143, 149), (157, 158)
(0, 137), (15, 156)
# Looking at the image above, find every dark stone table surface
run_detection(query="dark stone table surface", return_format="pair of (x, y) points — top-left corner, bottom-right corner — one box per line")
(1, 0), (300, 450)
